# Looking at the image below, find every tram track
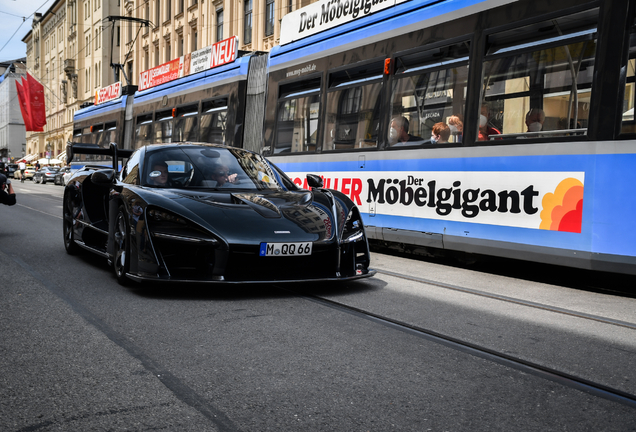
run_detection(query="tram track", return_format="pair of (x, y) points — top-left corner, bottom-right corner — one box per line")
(375, 268), (636, 331)
(287, 288), (636, 410)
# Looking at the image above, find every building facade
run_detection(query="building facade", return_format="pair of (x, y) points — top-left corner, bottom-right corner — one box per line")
(21, 0), (315, 162)
(0, 61), (27, 162)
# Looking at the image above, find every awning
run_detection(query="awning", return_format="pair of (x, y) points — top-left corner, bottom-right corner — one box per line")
(37, 158), (63, 165)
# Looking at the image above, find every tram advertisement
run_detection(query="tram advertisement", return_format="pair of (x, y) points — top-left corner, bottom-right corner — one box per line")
(288, 171), (585, 233)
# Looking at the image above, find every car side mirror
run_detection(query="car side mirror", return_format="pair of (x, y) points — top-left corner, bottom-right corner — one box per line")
(91, 169), (116, 186)
(306, 174), (324, 189)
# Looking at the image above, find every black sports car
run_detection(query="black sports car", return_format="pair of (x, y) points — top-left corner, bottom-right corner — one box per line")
(63, 142), (374, 284)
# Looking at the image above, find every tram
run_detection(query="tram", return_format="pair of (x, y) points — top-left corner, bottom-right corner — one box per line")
(73, 45), (268, 156)
(72, 0), (636, 274)
(263, 0), (636, 274)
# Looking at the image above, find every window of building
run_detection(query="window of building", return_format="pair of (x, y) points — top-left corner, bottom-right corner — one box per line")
(275, 77), (321, 153)
(178, 35), (183, 56)
(145, 4), (150, 35)
(216, 9), (224, 42)
(166, 0), (171, 21)
(192, 31), (197, 51)
(179, 0), (184, 14)
(265, 0), (275, 36)
(127, 61), (133, 84)
(155, 45), (159, 66)
(390, 42), (470, 146)
(244, 0), (252, 45)
(480, 8), (598, 141)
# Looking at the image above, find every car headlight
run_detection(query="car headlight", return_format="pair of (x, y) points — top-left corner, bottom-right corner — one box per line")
(342, 210), (364, 244)
(147, 208), (219, 246)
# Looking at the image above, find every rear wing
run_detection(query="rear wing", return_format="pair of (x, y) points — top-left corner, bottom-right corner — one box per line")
(66, 142), (134, 171)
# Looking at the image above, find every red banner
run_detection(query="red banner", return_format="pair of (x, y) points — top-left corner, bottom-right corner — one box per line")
(138, 57), (184, 91)
(95, 81), (122, 105)
(15, 80), (33, 131)
(26, 73), (46, 132)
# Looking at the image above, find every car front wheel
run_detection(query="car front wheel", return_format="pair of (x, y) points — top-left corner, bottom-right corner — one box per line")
(113, 206), (131, 285)
(63, 196), (79, 255)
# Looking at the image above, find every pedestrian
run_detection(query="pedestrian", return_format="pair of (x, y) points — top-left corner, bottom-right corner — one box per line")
(0, 174), (16, 206)
(18, 160), (26, 183)
(35, 161), (41, 171)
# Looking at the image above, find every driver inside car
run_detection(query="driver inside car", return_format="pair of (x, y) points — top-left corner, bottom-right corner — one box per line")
(148, 162), (171, 187)
(209, 163), (239, 187)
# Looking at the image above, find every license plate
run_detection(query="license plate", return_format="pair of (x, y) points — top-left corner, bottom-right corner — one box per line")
(259, 242), (312, 256)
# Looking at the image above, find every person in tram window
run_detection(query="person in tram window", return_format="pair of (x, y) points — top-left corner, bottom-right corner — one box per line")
(389, 116), (418, 146)
(430, 122), (451, 144)
(526, 108), (546, 133)
(448, 115), (463, 143)
(0, 174), (16, 206)
(478, 104), (501, 141)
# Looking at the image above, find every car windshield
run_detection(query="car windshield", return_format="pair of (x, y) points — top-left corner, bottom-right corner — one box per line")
(142, 146), (293, 191)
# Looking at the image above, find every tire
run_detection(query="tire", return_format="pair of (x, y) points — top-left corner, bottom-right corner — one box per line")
(113, 206), (131, 285)
(63, 195), (79, 255)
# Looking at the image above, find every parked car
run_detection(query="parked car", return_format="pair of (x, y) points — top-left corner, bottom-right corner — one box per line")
(54, 166), (74, 186)
(22, 165), (36, 180)
(3, 164), (18, 179)
(33, 166), (60, 184)
(63, 142), (375, 285)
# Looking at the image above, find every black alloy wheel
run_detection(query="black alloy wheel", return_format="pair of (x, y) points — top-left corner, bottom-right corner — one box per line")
(63, 195), (79, 255)
(113, 206), (131, 285)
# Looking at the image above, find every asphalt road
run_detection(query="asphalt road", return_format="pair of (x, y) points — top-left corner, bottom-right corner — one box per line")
(1, 180), (635, 431)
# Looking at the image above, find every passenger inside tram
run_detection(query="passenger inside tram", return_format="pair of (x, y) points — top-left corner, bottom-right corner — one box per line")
(525, 108), (546, 133)
(478, 104), (501, 141)
(430, 122), (451, 144)
(389, 116), (420, 146)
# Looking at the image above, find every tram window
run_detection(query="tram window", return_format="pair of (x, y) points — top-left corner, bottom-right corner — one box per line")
(155, 109), (174, 143)
(389, 43), (470, 147)
(324, 60), (383, 151)
(174, 104), (199, 142)
(104, 122), (117, 145)
(81, 127), (92, 144)
(621, 21), (636, 134)
(200, 98), (228, 144)
(274, 78), (321, 154)
(481, 9), (598, 141)
(92, 124), (104, 147)
(134, 113), (153, 148)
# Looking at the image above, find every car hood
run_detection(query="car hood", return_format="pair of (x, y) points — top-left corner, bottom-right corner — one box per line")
(143, 188), (336, 244)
